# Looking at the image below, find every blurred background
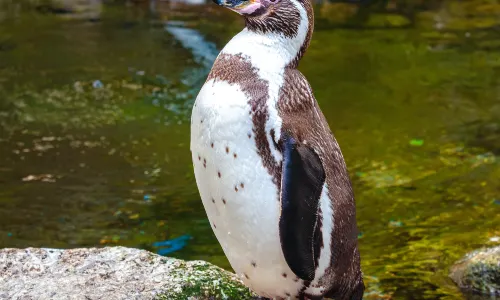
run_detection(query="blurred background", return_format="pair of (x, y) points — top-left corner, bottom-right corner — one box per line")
(0, 0), (499, 299)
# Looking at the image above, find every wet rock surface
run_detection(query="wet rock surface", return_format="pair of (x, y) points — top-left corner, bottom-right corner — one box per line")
(0, 247), (256, 300)
(450, 246), (500, 296)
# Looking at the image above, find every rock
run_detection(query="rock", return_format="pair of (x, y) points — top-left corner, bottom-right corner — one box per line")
(35, 0), (102, 20)
(0, 247), (256, 300)
(449, 246), (500, 296)
(416, 0), (500, 31)
(365, 14), (411, 28)
(319, 3), (358, 24)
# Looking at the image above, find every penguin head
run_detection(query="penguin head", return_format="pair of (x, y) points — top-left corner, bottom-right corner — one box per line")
(212, 0), (313, 38)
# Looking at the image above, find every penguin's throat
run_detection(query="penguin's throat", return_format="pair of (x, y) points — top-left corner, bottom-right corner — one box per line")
(236, 0), (312, 68)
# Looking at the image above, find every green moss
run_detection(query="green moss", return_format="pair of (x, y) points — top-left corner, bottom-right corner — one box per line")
(155, 261), (256, 300)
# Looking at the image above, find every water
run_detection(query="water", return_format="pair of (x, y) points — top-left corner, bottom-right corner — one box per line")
(0, 0), (499, 299)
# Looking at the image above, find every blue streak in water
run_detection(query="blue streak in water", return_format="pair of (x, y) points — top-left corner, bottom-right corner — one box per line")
(153, 234), (193, 256)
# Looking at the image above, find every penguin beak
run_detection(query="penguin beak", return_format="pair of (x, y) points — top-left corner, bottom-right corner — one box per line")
(212, 0), (262, 15)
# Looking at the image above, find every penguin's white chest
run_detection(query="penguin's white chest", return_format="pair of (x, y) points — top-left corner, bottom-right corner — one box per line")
(190, 79), (302, 298)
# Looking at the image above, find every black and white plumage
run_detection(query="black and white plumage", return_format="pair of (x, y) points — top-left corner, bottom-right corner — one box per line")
(190, 0), (364, 299)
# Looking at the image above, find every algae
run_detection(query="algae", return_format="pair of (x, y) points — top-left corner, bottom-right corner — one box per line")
(155, 261), (256, 300)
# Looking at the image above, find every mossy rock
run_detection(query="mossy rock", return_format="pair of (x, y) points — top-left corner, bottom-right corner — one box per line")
(449, 246), (500, 296)
(446, 0), (500, 16)
(0, 247), (256, 300)
(155, 260), (256, 300)
(318, 2), (358, 24)
(365, 13), (411, 28)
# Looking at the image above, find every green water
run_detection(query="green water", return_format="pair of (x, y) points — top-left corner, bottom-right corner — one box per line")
(1, 0), (499, 299)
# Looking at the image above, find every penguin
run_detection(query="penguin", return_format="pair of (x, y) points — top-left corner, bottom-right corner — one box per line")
(190, 0), (364, 299)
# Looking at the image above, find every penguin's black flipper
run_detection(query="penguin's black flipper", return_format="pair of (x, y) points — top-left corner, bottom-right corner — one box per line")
(279, 133), (326, 282)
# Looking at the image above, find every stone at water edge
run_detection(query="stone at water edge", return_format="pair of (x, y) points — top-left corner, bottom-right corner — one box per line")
(449, 246), (500, 296)
(0, 247), (256, 300)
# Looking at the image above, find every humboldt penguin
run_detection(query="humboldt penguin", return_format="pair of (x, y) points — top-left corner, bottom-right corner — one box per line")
(190, 0), (364, 298)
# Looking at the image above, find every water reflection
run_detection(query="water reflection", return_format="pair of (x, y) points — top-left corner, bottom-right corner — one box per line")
(166, 21), (218, 86)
